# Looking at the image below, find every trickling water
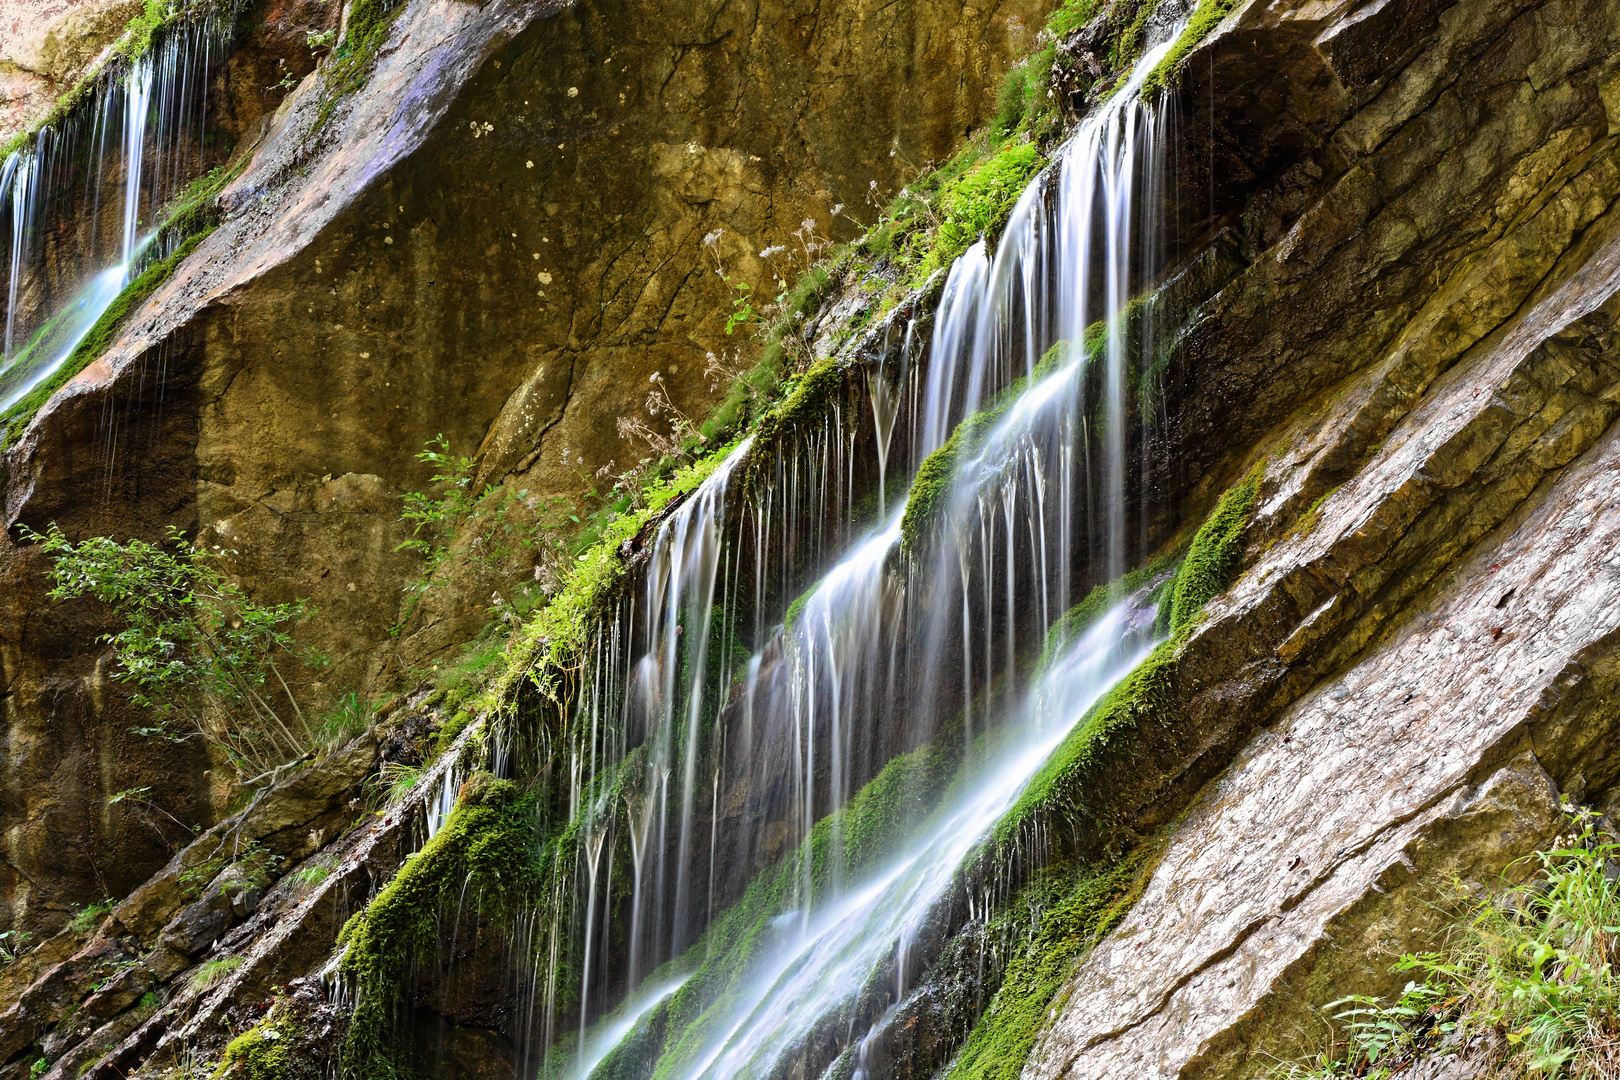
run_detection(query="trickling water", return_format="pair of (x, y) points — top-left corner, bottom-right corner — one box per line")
(0, 11), (232, 413)
(671, 595), (1159, 1080)
(520, 24), (1183, 1080)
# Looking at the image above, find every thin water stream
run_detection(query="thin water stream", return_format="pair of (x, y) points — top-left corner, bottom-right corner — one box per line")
(549, 29), (1185, 1080)
(0, 12), (231, 412)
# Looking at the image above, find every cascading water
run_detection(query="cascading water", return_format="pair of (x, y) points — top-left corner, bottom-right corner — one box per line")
(0, 9), (233, 414)
(510, 26), (1189, 1080)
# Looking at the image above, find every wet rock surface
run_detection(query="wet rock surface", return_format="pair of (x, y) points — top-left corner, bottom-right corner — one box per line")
(0, 0), (1055, 936)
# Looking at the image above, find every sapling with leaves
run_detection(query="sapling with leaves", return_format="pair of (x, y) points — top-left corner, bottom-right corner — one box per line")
(20, 523), (327, 778)
(396, 434), (581, 622)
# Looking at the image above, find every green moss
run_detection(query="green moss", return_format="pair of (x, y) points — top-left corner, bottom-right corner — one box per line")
(899, 340), (1078, 559)
(1041, 551), (1178, 666)
(947, 847), (1162, 1080)
(997, 464), (1263, 849)
(315, 0), (407, 129)
(909, 142), (1046, 286)
(1167, 463), (1261, 634)
(1046, 0), (1100, 39)
(337, 773), (539, 1080)
(218, 1021), (292, 1080)
(1139, 0), (1242, 96)
(1, 0), (230, 162)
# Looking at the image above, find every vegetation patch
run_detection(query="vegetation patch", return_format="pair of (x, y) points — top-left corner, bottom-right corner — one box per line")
(997, 462), (1262, 849)
(337, 772), (540, 1080)
(314, 0), (407, 129)
(947, 845), (1163, 1080)
(1285, 816), (1620, 1079)
(1166, 463), (1260, 634)
(1139, 0), (1241, 96)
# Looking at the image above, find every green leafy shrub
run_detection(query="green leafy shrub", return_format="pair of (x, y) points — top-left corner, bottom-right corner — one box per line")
(21, 523), (327, 777)
(1287, 816), (1620, 1079)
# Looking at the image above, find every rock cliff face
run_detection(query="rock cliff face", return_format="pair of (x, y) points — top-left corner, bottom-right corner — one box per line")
(0, 0), (1048, 937)
(5, 0), (1620, 1079)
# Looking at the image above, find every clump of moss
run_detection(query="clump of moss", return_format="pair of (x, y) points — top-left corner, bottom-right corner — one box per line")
(314, 0), (407, 129)
(218, 1021), (292, 1080)
(337, 773), (539, 1080)
(1167, 463), (1260, 634)
(997, 463), (1262, 848)
(1139, 0), (1241, 95)
(1040, 552), (1177, 666)
(947, 846), (1161, 1080)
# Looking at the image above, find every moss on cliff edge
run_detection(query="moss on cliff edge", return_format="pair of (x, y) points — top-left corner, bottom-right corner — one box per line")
(998, 463), (1260, 849)
(1139, 0), (1242, 95)
(0, 229), (214, 460)
(946, 846), (1163, 1080)
(337, 773), (539, 1080)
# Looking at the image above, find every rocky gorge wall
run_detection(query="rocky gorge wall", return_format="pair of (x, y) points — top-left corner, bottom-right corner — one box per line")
(0, 0), (1049, 936)
(4, 0), (1620, 1079)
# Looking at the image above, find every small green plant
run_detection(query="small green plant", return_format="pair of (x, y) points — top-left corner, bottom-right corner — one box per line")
(395, 436), (580, 628)
(288, 865), (332, 890)
(367, 762), (425, 810)
(22, 524), (328, 777)
(29, 1059), (46, 1080)
(189, 955), (243, 993)
(310, 690), (375, 747)
(1287, 813), (1620, 1079)
(67, 899), (115, 936)
(0, 928), (33, 966)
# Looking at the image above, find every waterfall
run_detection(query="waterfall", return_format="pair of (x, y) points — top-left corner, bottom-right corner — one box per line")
(531, 26), (1186, 1080)
(0, 11), (232, 415)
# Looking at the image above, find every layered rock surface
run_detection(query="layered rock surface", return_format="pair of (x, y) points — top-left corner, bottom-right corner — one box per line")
(0, 0), (1049, 936)
(7, 0), (1620, 1077)
(1026, 0), (1620, 1074)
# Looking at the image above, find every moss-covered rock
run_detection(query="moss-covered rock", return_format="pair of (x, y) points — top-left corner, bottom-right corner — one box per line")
(337, 773), (538, 1080)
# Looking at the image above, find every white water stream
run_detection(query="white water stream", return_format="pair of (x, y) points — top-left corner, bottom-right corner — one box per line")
(554, 28), (1185, 1080)
(0, 14), (229, 413)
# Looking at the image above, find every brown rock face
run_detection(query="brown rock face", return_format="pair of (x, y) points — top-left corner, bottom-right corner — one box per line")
(0, 0), (1052, 935)
(1019, 0), (1620, 1075)
(0, 0), (142, 147)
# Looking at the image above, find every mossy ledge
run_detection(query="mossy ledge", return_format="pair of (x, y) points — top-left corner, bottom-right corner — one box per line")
(336, 772), (540, 1080)
(938, 466), (1263, 1079)
(1139, 0), (1244, 96)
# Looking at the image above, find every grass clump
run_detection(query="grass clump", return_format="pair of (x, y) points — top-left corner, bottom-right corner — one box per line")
(189, 955), (244, 992)
(66, 899), (115, 937)
(909, 142), (1045, 285)
(1286, 816), (1620, 1079)
(337, 772), (539, 1080)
